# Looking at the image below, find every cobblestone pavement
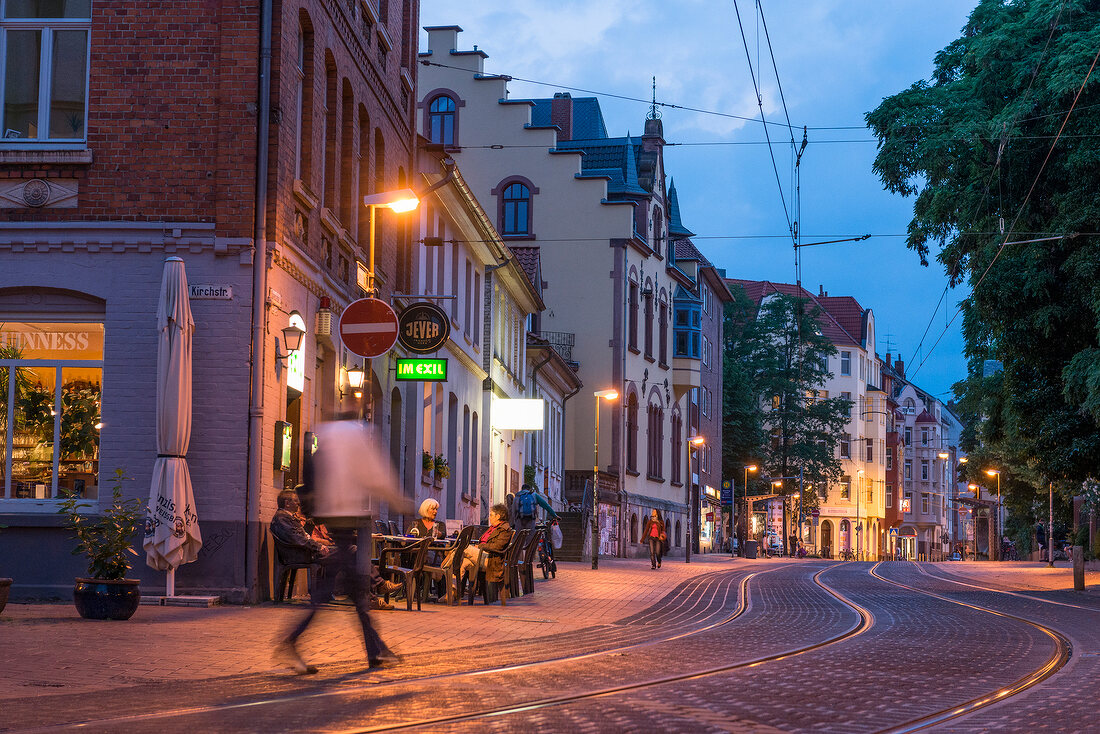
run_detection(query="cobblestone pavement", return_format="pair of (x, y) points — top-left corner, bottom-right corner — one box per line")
(4, 558), (1097, 733)
(879, 561), (1100, 733)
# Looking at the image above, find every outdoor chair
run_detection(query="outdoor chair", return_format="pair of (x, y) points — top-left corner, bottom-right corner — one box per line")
(519, 528), (543, 596)
(388, 519), (400, 536)
(420, 525), (478, 605)
(273, 537), (318, 603)
(477, 528), (527, 606)
(378, 537), (431, 611)
(469, 528), (526, 606)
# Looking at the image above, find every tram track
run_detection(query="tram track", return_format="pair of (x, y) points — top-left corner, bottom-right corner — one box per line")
(869, 561), (1072, 734)
(912, 560), (1100, 613)
(343, 562), (873, 733)
(22, 566), (768, 732)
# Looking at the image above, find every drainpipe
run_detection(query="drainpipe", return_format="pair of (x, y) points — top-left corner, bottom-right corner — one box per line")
(528, 346), (553, 499)
(245, 0), (273, 603)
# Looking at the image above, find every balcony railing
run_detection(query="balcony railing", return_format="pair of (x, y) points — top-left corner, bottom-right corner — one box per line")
(533, 330), (575, 363)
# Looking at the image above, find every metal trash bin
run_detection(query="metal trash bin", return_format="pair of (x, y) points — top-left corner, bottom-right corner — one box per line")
(744, 540), (758, 559)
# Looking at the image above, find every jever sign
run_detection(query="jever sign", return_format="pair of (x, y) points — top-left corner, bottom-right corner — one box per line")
(397, 301), (450, 354)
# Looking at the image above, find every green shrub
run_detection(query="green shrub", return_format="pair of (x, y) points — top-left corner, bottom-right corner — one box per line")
(58, 469), (144, 580)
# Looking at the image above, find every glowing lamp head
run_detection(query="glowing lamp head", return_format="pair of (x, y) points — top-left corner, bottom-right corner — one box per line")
(346, 366), (366, 389)
(745, 465), (758, 472)
(938, 452), (950, 460)
(385, 196), (420, 213)
(985, 469), (1000, 477)
(594, 389), (618, 401)
(689, 436), (705, 446)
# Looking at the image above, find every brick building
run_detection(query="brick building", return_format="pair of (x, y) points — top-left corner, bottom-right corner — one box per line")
(0, 0), (420, 601)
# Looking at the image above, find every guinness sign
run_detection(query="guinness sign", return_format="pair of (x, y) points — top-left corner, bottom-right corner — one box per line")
(397, 301), (450, 354)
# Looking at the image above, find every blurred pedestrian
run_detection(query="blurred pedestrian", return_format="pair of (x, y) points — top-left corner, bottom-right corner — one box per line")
(275, 415), (410, 675)
(641, 509), (667, 569)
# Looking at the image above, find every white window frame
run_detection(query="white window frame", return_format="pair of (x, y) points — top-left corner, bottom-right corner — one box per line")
(0, 4), (92, 148)
(840, 351), (851, 376)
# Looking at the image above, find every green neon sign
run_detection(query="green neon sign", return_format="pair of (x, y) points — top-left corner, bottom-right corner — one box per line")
(395, 357), (448, 382)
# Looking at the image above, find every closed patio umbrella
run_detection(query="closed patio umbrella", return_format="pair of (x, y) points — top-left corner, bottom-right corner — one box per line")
(144, 257), (202, 595)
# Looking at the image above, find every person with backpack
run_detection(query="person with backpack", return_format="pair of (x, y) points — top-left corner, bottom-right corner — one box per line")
(515, 483), (558, 533)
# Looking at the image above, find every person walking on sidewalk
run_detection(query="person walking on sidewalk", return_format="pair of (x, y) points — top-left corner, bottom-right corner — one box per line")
(276, 416), (410, 675)
(515, 483), (558, 533)
(641, 509), (667, 569)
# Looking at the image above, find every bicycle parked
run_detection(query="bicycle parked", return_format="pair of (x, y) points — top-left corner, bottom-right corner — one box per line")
(536, 520), (558, 579)
(839, 548), (856, 561)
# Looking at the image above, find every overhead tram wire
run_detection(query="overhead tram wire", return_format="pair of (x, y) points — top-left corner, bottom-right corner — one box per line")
(732, 0), (794, 246)
(908, 41), (1099, 380)
(904, 0), (1068, 372)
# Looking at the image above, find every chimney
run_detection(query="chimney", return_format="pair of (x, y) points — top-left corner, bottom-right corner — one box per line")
(885, 352), (892, 368)
(551, 92), (573, 141)
(895, 359), (905, 378)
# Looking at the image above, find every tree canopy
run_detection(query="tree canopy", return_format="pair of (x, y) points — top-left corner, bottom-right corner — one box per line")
(867, 0), (1100, 500)
(722, 289), (850, 515)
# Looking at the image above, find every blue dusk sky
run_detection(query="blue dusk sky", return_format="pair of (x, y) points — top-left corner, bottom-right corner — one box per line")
(420, 1), (978, 400)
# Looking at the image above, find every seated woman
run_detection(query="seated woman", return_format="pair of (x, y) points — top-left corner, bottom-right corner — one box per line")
(408, 498), (445, 539)
(460, 503), (512, 591)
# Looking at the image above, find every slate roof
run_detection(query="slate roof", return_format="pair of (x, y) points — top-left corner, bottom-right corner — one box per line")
(667, 179), (694, 237)
(725, 278), (865, 348)
(555, 136), (649, 195)
(528, 96), (608, 140)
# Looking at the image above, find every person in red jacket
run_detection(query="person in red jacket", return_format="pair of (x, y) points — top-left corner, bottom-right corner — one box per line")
(641, 509), (668, 569)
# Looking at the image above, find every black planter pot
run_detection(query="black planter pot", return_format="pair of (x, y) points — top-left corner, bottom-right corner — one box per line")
(73, 578), (140, 620)
(0, 578), (11, 615)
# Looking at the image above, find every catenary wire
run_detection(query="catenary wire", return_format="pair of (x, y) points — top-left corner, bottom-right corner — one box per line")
(909, 36), (1100, 380)
(904, 0), (1068, 372)
(733, 0), (794, 243)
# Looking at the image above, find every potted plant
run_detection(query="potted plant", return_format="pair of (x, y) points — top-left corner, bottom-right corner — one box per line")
(58, 468), (146, 620)
(422, 450), (434, 482)
(434, 454), (451, 480)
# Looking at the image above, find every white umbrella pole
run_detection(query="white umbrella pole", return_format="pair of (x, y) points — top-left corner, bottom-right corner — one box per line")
(166, 567), (175, 597)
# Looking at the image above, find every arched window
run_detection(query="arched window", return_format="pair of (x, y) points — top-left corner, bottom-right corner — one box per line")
(501, 182), (530, 236)
(628, 279), (639, 351)
(626, 393), (639, 473)
(670, 411), (682, 484)
(630, 513), (638, 544)
(675, 520), (682, 547)
(428, 95), (456, 146)
(643, 283), (654, 358)
(658, 295), (668, 364)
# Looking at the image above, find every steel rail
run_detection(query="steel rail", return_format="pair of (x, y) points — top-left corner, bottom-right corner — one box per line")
(913, 561), (1100, 613)
(32, 567), (767, 732)
(341, 562), (874, 733)
(870, 561), (1072, 734)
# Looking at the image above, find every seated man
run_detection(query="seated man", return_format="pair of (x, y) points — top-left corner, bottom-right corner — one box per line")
(271, 489), (400, 604)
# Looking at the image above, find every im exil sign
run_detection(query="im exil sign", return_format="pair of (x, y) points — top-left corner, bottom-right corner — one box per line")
(395, 357), (448, 382)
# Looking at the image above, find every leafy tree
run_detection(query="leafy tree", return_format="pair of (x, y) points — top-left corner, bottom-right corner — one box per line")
(723, 289), (851, 544)
(866, 0), (1100, 513)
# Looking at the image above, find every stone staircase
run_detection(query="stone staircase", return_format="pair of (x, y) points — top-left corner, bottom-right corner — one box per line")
(555, 511), (589, 562)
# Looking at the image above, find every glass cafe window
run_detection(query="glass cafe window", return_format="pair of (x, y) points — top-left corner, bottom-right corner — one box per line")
(1, 1), (92, 144)
(1, 321), (103, 501)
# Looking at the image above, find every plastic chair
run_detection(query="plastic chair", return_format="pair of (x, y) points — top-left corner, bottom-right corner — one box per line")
(378, 537), (431, 611)
(520, 528), (543, 595)
(273, 537), (318, 603)
(470, 528), (525, 606)
(421, 525), (478, 605)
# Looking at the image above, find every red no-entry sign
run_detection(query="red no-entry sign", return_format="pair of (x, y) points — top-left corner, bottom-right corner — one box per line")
(339, 297), (399, 358)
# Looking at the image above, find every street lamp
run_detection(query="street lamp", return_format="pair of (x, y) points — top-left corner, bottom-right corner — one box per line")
(985, 469), (1002, 561)
(685, 435), (705, 563)
(937, 452), (950, 560)
(740, 465), (758, 557)
(591, 389), (619, 570)
(362, 188), (420, 297)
